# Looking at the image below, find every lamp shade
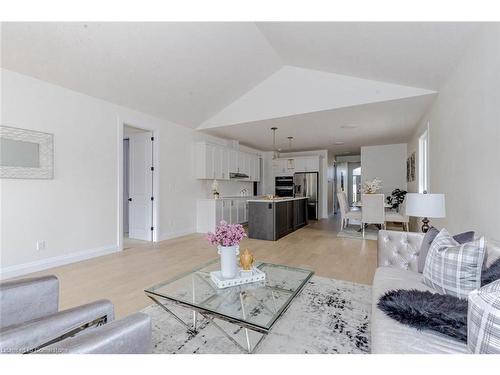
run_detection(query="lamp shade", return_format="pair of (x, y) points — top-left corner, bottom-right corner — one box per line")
(405, 193), (446, 218)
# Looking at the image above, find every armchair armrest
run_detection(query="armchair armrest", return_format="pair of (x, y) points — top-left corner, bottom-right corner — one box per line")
(0, 299), (114, 354)
(0, 275), (59, 329)
(39, 313), (152, 354)
(377, 230), (424, 273)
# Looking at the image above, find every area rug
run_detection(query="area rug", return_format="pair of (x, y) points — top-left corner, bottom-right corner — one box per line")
(142, 276), (371, 354)
(337, 225), (378, 241)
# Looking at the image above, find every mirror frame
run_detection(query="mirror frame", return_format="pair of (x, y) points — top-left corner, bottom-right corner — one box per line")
(0, 125), (54, 179)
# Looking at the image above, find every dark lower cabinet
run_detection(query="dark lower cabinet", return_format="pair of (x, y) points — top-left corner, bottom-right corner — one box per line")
(293, 198), (307, 229)
(275, 200), (294, 239)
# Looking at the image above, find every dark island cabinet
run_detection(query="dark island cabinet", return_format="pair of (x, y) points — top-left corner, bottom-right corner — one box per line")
(248, 198), (308, 241)
(275, 200), (294, 239)
(293, 198), (307, 229)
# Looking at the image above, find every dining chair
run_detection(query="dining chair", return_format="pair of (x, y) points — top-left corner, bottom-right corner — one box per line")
(361, 193), (385, 237)
(385, 196), (409, 231)
(337, 191), (361, 229)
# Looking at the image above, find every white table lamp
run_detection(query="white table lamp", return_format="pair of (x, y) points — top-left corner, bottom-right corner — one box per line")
(405, 193), (446, 232)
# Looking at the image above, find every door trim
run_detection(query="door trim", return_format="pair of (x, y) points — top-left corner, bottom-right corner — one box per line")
(117, 117), (160, 250)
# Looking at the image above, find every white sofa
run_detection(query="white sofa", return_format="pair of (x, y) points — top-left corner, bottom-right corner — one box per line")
(372, 230), (499, 354)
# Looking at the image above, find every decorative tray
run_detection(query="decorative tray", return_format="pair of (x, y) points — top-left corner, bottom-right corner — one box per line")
(210, 267), (266, 289)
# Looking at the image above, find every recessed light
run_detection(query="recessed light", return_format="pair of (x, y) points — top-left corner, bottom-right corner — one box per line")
(341, 125), (358, 129)
(334, 141), (345, 145)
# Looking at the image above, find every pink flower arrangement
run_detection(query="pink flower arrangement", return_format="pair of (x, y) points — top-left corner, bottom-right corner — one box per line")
(206, 221), (247, 247)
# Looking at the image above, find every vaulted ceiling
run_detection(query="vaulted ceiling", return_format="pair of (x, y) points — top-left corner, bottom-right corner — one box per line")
(1, 22), (282, 127)
(257, 22), (480, 91)
(1, 22), (482, 153)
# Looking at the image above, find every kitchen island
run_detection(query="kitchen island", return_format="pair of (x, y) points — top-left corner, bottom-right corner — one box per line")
(247, 197), (308, 241)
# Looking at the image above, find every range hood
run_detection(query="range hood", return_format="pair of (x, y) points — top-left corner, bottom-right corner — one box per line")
(230, 172), (249, 179)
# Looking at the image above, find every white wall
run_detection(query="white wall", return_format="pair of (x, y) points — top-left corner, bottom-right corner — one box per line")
(406, 24), (500, 239)
(332, 154), (362, 213)
(0, 69), (261, 278)
(361, 143), (407, 196)
(327, 152), (335, 215)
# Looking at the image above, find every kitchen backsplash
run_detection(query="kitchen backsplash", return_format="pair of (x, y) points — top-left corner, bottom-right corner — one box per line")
(204, 179), (254, 198)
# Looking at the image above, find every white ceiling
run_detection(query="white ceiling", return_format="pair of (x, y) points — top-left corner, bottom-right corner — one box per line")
(203, 94), (436, 154)
(1, 22), (481, 153)
(200, 65), (435, 129)
(1, 22), (282, 127)
(257, 22), (482, 90)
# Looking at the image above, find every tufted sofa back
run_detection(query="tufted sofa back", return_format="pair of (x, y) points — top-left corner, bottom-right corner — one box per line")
(378, 230), (424, 273)
(378, 230), (500, 274)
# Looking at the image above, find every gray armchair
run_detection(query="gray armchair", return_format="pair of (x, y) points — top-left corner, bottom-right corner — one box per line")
(0, 275), (152, 354)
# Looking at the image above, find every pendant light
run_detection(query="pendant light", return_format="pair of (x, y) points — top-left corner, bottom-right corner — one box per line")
(287, 136), (295, 169)
(271, 127), (280, 160)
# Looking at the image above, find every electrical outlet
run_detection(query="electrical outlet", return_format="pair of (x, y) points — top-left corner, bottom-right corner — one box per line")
(36, 240), (46, 251)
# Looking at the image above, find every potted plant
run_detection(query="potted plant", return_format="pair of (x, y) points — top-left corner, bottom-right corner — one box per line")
(386, 188), (407, 210)
(206, 221), (247, 279)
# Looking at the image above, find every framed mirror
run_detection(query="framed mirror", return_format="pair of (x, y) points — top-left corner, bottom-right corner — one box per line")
(0, 125), (54, 179)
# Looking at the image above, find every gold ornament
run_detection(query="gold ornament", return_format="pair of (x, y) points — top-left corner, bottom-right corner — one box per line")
(239, 249), (255, 271)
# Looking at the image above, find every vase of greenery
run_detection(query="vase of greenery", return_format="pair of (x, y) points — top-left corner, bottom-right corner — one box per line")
(386, 189), (407, 210)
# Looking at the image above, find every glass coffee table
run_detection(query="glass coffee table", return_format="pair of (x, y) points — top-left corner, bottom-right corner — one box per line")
(145, 260), (313, 353)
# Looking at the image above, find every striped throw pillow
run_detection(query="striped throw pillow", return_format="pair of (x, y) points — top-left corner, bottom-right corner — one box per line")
(423, 228), (485, 299)
(468, 280), (500, 353)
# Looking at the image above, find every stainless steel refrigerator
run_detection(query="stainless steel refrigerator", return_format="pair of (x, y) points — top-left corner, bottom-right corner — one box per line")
(294, 172), (319, 220)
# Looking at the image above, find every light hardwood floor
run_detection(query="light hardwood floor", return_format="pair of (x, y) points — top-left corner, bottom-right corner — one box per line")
(25, 216), (377, 318)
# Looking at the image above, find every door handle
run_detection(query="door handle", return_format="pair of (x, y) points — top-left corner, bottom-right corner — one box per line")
(128, 198), (132, 202)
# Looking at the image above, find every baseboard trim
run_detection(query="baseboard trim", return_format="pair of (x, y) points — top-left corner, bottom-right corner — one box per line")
(0, 244), (120, 280)
(158, 228), (197, 242)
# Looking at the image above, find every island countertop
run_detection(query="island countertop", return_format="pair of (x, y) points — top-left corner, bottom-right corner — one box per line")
(246, 197), (308, 203)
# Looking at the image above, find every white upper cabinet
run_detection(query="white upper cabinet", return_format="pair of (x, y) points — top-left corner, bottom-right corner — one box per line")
(196, 142), (215, 179)
(274, 158), (293, 176)
(196, 142), (260, 181)
(293, 158), (305, 172)
(229, 149), (238, 174)
(272, 156), (320, 176)
(252, 155), (261, 182)
(237, 152), (249, 175)
(304, 156), (320, 172)
(219, 147), (229, 180)
(213, 146), (222, 179)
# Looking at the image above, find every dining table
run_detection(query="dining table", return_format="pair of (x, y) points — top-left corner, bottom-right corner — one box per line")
(354, 201), (392, 208)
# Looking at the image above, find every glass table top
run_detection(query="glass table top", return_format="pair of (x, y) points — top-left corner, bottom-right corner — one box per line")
(145, 260), (314, 332)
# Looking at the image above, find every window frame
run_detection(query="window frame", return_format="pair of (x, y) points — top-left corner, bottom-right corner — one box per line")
(418, 126), (429, 193)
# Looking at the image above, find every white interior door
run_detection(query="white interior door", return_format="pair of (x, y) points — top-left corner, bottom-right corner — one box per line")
(128, 132), (153, 241)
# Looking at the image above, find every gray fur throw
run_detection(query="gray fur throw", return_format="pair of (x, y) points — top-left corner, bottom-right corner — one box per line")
(482, 258), (500, 286)
(377, 289), (467, 342)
